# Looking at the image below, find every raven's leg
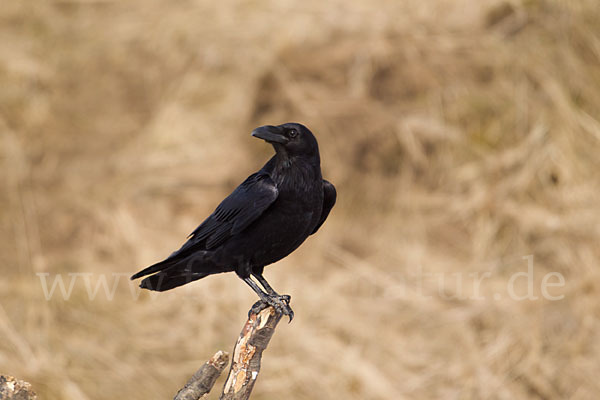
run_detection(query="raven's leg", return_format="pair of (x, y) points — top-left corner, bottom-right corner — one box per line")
(252, 271), (291, 304)
(242, 276), (270, 300)
(254, 273), (276, 295)
(241, 275), (294, 322)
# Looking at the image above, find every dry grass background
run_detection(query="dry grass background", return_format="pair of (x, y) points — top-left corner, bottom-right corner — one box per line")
(1, 0), (600, 399)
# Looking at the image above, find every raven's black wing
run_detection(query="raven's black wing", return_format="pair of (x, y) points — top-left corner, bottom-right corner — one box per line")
(311, 179), (336, 235)
(188, 172), (279, 249)
(131, 172), (278, 280)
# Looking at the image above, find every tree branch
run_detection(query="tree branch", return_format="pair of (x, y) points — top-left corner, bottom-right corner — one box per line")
(173, 301), (284, 400)
(174, 350), (230, 400)
(220, 302), (284, 400)
(0, 375), (37, 400)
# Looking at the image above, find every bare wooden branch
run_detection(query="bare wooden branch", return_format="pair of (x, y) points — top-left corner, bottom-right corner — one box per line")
(0, 375), (37, 400)
(219, 302), (284, 400)
(173, 301), (284, 400)
(174, 350), (230, 400)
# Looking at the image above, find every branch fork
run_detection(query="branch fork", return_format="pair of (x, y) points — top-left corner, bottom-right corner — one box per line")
(174, 301), (285, 400)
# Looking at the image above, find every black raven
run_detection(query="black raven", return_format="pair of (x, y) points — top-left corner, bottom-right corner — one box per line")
(131, 123), (336, 320)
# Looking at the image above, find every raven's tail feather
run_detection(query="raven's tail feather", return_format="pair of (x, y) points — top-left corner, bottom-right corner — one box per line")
(131, 250), (220, 291)
(140, 271), (209, 292)
(130, 249), (210, 280)
(130, 259), (174, 280)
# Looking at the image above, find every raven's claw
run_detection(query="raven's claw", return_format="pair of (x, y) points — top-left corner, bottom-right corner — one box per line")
(248, 295), (294, 322)
(270, 294), (294, 323)
(279, 294), (291, 303)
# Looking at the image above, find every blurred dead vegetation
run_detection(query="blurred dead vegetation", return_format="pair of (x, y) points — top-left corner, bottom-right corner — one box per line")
(1, 0), (600, 399)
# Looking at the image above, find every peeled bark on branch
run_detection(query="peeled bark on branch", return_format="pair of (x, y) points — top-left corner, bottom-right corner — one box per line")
(174, 301), (284, 400)
(174, 350), (230, 400)
(0, 375), (37, 400)
(220, 303), (284, 400)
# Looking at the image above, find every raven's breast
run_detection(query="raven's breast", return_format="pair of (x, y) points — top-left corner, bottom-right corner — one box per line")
(220, 182), (323, 267)
(253, 193), (321, 265)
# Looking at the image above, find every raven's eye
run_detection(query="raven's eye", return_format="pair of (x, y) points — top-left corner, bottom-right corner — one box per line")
(288, 129), (298, 138)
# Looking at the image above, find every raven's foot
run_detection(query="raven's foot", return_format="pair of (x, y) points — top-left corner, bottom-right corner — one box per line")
(268, 294), (293, 322)
(249, 295), (294, 322)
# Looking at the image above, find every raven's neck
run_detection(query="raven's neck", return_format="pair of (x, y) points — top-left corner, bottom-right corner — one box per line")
(262, 153), (321, 192)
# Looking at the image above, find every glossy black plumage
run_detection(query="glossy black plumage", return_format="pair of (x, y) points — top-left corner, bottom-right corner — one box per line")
(131, 123), (336, 319)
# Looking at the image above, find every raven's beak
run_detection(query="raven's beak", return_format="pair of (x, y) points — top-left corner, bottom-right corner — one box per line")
(251, 125), (288, 144)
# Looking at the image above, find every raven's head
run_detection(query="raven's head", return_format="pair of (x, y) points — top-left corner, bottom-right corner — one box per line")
(251, 123), (319, 159)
